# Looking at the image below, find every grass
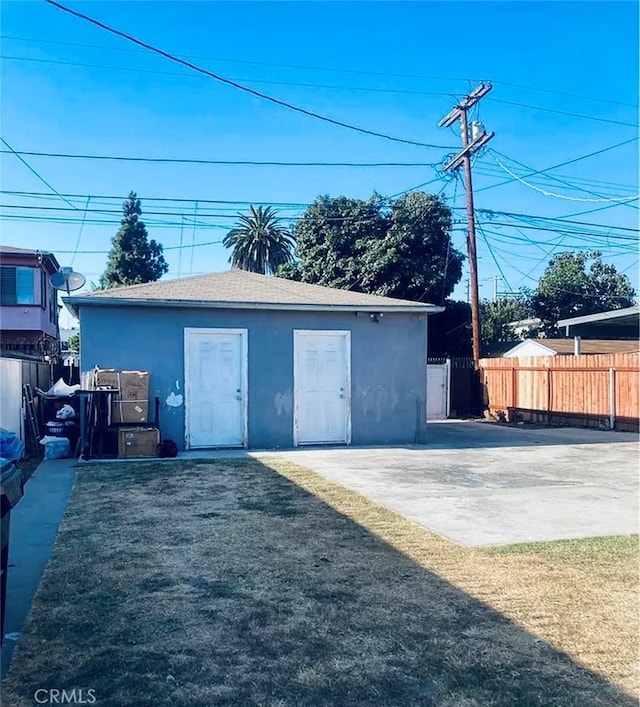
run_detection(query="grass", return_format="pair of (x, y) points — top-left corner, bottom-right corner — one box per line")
(3, 457), (638, 707)
(16, 451), (43, 483)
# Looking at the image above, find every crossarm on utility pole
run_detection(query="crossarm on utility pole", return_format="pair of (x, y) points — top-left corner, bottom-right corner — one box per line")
(438, 82), (494, 368)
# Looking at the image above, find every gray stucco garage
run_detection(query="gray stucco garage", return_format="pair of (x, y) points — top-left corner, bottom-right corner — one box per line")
(264, 421), (640, 546)
(67, 270), (443, 450)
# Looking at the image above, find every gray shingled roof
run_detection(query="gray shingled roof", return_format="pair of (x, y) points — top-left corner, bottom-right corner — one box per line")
(64, 270), (443, 314)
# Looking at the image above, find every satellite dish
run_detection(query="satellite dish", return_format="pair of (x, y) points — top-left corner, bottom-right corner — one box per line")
(49, 267), (87, 295)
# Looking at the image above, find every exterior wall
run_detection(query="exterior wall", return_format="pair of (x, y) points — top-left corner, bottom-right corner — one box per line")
(0, 255), (58, 338)
(0, 358), (23, 436)
(80, 305), (430, 449)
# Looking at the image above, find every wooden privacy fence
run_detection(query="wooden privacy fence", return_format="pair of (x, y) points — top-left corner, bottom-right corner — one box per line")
(479, 353), (640, 432)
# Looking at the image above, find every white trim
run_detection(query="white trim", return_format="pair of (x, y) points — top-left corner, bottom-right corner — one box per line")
(64, 296), (444, 318)
(445, 358), (451, 419)
(293, 330), (351, 447)
(184, 327), (248, 449)
(558, 306), (639, 327)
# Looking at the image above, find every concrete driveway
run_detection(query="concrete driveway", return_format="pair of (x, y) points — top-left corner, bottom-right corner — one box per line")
(266, 421), (639, 547)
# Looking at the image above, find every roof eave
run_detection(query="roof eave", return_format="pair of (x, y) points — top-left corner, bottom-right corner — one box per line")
(557, 306), (640, 328)
(0, 249), (60, 273)
(63, 296), (444, 318)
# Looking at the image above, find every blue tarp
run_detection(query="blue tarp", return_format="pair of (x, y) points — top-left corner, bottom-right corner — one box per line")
(0, 429), (24, 462)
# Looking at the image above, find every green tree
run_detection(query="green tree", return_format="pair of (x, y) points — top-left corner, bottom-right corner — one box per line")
(480, 292), (534, 348)
(279, 191), (463, 304)
(100, 192), (168, 289)
(532, 251), (635, 334)
(223, 205), (295, 275)
(67, 332), (80, 352)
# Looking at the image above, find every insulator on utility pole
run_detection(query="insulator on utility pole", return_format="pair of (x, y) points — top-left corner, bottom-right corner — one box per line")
(438, 83), (495, 367)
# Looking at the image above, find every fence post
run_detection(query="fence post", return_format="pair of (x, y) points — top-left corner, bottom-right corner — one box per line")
(547, 367), (552, 425)
(445, 359), (451, 419)
(609, 367), (616, 431)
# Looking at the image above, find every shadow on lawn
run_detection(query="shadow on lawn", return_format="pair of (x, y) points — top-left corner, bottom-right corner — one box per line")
(2, 458), (635, 707)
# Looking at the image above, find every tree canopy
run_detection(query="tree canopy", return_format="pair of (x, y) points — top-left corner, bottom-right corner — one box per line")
(480, 292), (535, 349)
(531, 251), (635, 334)
(223, 205), (295, 275)
(100, 192), (168, 289)
(278, 191), (464, 305)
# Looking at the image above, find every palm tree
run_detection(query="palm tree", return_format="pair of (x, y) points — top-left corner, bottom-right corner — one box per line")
(223, 205), (295, 275)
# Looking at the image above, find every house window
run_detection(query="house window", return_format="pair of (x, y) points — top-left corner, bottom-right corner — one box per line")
(0, 266), (35, 305)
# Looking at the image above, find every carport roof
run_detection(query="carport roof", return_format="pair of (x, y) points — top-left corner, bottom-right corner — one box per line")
(64, 270), (445, 316)
(557, 306), (640, 332)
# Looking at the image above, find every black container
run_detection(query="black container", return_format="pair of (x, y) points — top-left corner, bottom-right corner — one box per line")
(45, 421), (65, 437)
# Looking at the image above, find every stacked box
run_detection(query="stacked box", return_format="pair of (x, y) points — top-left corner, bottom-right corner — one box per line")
(118, 427), (160, 458)
(92, 368), (149, 424)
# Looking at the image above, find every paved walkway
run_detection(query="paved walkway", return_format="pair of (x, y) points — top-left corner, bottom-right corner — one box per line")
(1, 458), (77, 679)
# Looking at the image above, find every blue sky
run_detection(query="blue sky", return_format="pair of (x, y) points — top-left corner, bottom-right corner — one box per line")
(1, 1), (638, 327)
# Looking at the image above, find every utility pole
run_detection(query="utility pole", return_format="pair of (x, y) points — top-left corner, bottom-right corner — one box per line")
(490, 275), (502, 303)
(439, 83), (494, 367)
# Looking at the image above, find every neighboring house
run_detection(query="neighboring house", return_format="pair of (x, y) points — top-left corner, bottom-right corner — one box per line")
(557, 306), (640, 340)
(0, 246), (60, 359)
(502, 338), (640, 358)
(59, 327), (80, 368)
(65, 270), (444, 450)
(506, 317), (542, 339)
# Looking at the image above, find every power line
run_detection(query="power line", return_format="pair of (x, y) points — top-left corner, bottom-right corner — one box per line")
(3, 190), (637, 236)
(477, 220), (639, 242)
(475, 227), (638, 257)
(476, 220), (512, 291)
(6, 53), (638, 131)
(0, 150), (439, 168)
(389, 176), (444, 199)
(489, 151), (639, 203)
(0, 137), (78, 209)
(496, 159), (639, 203)
(70, 195), (91, 266)
(473, 164), (637, 195)
(4, 33), (637, 108)
(0, 189), (312, 208)
(475, 208), (640, 233)
(43, 0), (457, 151)
(486, 97), (638, 128)
(1, 54), (461, 100)
(474, 138), (639, 195)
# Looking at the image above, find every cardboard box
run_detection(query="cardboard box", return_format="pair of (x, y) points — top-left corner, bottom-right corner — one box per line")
(118, 427), (160, 458)
(92, 369), (150, 423)
(112, 400), (149, 425)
